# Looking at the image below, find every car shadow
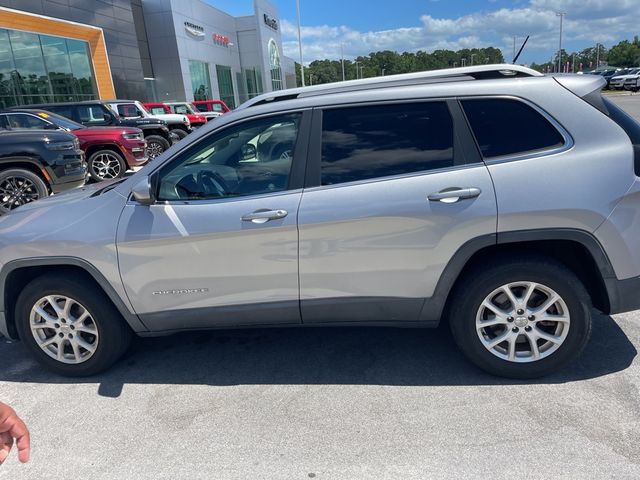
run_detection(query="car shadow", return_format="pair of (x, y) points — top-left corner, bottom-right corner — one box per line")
(0, 311), (635, 398)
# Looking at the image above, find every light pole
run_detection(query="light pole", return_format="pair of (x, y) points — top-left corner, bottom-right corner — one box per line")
(296, 0), (305, 87)
(381, 68), (385, 76)
(595, 43), (600, 68)
(359, 65), (364, 79)
(355, 60), (359, 79)
(470, 54), (476, 66)
(340, 43), (345, 81)
(461, 58), (466, 67)
(513, 36), (516, 62)
(309, 73), (314, 86)
(556, 12), (566, 74)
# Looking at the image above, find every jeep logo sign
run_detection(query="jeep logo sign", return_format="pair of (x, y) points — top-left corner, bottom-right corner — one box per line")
(184, 21), (205, 38)
(263, 14), (278, 31)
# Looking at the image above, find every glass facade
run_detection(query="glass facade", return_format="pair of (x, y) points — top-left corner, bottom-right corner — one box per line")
(215, 64), (235, 109)
(189, 60), (212, 101)
(268, 39), (282, 91)
(0, 28), (97, 108)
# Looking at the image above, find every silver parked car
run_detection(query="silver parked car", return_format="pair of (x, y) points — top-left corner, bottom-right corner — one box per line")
(1, 64), (640, 378)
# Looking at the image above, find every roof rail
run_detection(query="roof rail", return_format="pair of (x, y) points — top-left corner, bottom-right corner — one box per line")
(238, 64), (542, 110)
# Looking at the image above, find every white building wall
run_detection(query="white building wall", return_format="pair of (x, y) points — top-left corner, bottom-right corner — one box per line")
(141, 0), (288, 107)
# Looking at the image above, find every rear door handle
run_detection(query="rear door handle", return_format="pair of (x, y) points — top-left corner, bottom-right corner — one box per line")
(241, 209), (288, 224)
(428, 187), (482, 203)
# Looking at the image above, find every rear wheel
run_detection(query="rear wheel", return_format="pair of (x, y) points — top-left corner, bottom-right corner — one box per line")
(0, 168), (48, 215)
(172, 128), (188, 140)
(449, 257), (592, 378)
(145, 135), (170, 159)
(87, 149), (126, 182)
(15, 274), (132, 376)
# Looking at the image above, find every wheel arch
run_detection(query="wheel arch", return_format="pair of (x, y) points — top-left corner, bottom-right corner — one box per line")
(84, 143), (125, 160)
(420, 229), (619, 325)
(0, 258), (147, 339)
(0, 157), (51, 191)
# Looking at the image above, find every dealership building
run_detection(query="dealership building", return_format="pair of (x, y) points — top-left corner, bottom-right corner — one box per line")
(0, 0), (296, 109)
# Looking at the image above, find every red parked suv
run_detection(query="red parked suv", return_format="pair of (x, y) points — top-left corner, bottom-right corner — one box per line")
(192, 99), (230, 120)
(144, 102), (208, 128)
(2, 109), (147, 182)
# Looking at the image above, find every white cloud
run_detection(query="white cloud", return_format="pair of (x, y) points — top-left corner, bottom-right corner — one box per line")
(282, 0), (640, 64)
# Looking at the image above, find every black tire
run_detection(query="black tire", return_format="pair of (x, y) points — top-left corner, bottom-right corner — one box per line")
(172, 128), (188, 140)
(87, 149), (126, 182)
(449, 256), (592, 379)
(145, 135), (170, 159)
(0, 168), (48, 215)
(15, 274), (132, 376)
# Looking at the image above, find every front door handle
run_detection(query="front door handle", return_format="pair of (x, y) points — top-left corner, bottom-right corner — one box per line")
(241, 209), (288, 224)
(428, 187), (482, 203)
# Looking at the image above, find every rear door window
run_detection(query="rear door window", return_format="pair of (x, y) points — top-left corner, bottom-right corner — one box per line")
(320, 102), (454, 186)
(77, 105), (108, 124)
(461, 98), (565, 159)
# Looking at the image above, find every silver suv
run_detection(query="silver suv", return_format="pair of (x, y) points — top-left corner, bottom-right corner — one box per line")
(2, 64), (640, 379)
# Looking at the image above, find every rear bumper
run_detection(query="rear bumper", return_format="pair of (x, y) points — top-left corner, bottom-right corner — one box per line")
(607, 275), (640, 314)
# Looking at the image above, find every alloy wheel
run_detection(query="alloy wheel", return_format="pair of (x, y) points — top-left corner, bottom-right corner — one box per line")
(92, 153), (123, 179)
(0, 176), (41, 211)
(476, 281), (570, 363)
(29, 295), (100, 364)
(147, 141), (164, 159)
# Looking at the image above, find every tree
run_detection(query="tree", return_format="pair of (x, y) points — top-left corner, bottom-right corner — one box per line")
(608, 37), (640, 68)
(295, 46), (505, 87)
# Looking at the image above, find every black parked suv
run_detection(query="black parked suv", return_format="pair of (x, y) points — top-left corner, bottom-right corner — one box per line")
(0, 123), (86, 214)
(17, 101), (178, 159)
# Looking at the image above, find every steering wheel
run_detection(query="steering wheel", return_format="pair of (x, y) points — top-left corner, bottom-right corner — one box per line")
(197, 170), (230, 198)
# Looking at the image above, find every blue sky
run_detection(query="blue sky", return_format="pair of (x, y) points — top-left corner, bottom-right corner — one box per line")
(206, 0), (640, 65)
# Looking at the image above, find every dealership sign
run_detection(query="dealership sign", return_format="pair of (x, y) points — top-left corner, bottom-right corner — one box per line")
(213, 33), (231, 46)
(263, 14), (278, 31)
(184, 21), (205, 38)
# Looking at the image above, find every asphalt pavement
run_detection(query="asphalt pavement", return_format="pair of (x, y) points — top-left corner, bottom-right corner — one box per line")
(1, 94), (640, 479)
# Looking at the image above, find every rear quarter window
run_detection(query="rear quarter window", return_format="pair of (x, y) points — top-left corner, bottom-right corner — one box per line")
(461, 98), (565, 159)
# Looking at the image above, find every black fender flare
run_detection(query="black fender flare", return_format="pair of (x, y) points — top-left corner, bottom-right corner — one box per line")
(0, 257), (148, 339)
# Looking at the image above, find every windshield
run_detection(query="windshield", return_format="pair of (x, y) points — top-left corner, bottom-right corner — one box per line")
(171, 103), (198, 115)
(34, 111), (84, 130)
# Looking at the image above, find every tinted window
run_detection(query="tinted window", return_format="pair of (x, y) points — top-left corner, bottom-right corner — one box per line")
(157, 114), (300, 201)
(195, 104), (207, 112)
(45, 105), (75, 120)
(603, 97), (640, 175)
(117, 104), (142, 118)
(6, 113), (49, 129)
(321, 102), (454, 186)
(77, 105), (108, 124)
(462, 98), (564, 158)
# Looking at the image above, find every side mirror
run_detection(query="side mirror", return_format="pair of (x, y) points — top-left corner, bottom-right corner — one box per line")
(131, 177), (155, 206)
(241, 144), (257, 161)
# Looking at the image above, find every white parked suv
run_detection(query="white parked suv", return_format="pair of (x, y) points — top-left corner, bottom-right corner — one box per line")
(107, 100), (192, 140)
(609, 68), (640, 89)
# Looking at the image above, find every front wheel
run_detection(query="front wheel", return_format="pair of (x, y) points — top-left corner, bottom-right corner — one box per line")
(87, 149), (126, 182)
(0, 168), (48, 215)
(145, 135), (170, 159)
(15, 274), (132, 376)
(449, 257), (592, 378)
